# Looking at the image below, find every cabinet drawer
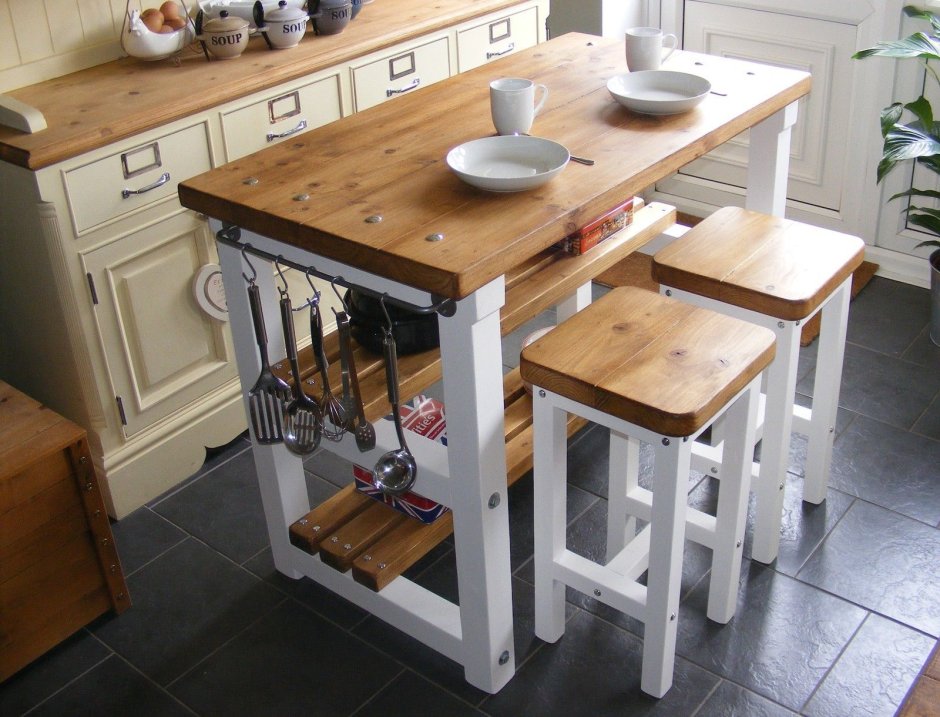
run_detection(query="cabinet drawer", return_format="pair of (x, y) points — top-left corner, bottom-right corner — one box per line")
(221, 74), (343, 162)
(352, 37), (450, 112)
(63, 122), (211, 235)
(457, 7), (538, 73)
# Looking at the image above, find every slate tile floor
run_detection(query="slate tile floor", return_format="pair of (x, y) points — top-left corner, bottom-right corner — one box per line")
(4, 276), (939, 717)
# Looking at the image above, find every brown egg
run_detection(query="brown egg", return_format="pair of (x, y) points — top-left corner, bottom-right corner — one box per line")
(160, 1), (182, 21)
(140, 8), (164, 33)
(159, 24), (176, 33)
(165, 16), (186, 30)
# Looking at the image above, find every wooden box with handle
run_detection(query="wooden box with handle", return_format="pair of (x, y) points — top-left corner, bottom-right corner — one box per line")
(0, 381), (130, 682)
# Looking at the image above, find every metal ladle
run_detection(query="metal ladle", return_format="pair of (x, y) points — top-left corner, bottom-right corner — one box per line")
(372, 298), (417, 495)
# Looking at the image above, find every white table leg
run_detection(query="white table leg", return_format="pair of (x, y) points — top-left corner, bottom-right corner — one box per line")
(217, 239), (308, 578)
(803, 276), (851, 504)
(746, 101), (799, 216)
(438, 276), (516, 693)
(642, 435), (690, 698)
(606, 431), (639, 562)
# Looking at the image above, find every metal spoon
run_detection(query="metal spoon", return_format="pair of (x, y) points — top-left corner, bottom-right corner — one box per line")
(372, 327), (417, 495)
(335, 310), (358, 431)
(569, 155), (595, 166)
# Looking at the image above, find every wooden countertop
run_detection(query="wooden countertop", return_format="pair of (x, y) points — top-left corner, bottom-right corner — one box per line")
(179, 34), (812, 300)
(0, 0), (532, 170)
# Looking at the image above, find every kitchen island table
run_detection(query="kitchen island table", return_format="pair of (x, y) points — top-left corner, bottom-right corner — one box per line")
(178, 33), (810, 694)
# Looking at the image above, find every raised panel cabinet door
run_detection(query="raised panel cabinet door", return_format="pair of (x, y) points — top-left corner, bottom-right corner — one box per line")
(457, 7), (539, 73)
(664, 1), (854, 212)
(219, 72), (344, 162)
(81, 213), (237, 437)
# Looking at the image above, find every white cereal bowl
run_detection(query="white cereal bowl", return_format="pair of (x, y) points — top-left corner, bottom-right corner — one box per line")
(446, 135), (570, 193)
(607, 71), (711, 115)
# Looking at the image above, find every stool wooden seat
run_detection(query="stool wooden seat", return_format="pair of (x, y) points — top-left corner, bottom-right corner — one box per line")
(652, 206), (865, 564)
(521, 286), (775, 697)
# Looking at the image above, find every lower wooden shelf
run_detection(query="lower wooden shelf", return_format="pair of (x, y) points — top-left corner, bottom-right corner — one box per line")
(282, 202), (676, 592)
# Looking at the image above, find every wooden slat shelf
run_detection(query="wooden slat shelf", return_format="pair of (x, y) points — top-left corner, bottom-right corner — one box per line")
(280, 202), (676, 591)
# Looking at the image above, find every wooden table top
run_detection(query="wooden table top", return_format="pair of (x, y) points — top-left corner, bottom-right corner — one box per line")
(178, 33), (812, 300)
(0, 0), (530, 169)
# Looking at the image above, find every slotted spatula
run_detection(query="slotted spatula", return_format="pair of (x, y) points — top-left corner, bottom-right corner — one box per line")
(279, 290), (322, 455)
(246, 282), (291, 444)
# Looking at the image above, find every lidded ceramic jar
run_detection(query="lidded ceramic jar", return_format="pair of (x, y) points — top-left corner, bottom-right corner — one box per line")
(258, 0), (308, 48)
(311, 0), (351, 35)
(199, 10), (251, 59)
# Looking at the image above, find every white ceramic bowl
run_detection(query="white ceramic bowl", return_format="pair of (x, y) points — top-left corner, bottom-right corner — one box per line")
(446, 135), (570, 193)
(607, 71), (711, 115)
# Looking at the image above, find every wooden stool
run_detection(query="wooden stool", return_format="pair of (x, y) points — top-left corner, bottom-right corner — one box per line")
(652, 207), (864, 564)
(520, 287), (775, 698)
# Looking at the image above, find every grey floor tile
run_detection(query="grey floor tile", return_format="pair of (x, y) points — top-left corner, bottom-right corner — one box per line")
(90, 539), (283, 685)
(675, 561), (866, 711)
(845, 277), (930, 357)
(152, 450), (270, 564)
(481, 609), (719, 716)
(354, 671), (482, 716)
(797, 501), (940, 637)
(303, 445), (357, 489)
(0, 631), (112, 717)
(109, 507), (187, 576)
(913, 392), (940, 441)
(803, 613), (936, 717)
(695, 680), (798, 716)
(242, 547), (369, 629)
(686, 470), (855, 577)
(829, 414), (940, 525)
(23, 655), (193, 717)
(805, 342), (940, 430)
(902, 324), (940, 366)
(169, 600), (401, 717)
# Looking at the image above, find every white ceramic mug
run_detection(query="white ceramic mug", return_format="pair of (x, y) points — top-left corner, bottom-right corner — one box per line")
(625, 27), (678, 72)
(490, 77), (549, 136)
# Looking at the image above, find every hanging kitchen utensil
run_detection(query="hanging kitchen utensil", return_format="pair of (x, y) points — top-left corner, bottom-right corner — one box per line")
(277, 265), (322, 455)
(194, 9), (210, 61)
(372, 296), (418, 495)
(243, 253), (291, 444)
(310, 296), (348, 440)
(332, 280), (358, 431)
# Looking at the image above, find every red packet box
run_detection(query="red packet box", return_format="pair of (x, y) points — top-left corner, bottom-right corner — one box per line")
(564, 196), (643, 255)
(353, 395), (449, 524)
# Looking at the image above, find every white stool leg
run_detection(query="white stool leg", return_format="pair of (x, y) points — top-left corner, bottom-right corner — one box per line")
(641, 435), (690, 698)
(533, 390), (569, 643)
(803, 277), (851, 504)
(706, 378), (760, 623)
(751, 320), (800, 565)
(607, 431), (640, 563)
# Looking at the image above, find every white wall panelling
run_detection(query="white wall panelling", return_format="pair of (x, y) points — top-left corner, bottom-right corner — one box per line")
(649, 0), (931, 287)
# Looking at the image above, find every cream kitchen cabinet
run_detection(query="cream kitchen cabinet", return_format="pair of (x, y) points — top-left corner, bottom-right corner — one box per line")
(351, 36), (452, 112)
(0, 0), (550, 519)
(645, 0), (925, 285)
(457, 6), (540, 72)
(219, 68), (346, 162)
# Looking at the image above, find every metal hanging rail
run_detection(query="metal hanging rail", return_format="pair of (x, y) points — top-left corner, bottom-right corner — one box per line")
(215, 225), (457, 317)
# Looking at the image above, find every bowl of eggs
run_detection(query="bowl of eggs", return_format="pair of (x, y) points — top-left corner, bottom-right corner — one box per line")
(121, 1), (194, 61)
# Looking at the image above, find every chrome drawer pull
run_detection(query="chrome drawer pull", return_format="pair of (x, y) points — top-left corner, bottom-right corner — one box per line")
(487, 42), (515, 59)
(386, 78), (421, 97)
(121, 171), (170, 199)
(267, 119), (308, 142)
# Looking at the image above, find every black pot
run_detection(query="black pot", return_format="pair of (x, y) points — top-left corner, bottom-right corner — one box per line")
(345, 290), (440, 355)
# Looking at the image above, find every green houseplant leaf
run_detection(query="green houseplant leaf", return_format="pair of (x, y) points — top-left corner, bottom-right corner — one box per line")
(855, 5), (940, 250)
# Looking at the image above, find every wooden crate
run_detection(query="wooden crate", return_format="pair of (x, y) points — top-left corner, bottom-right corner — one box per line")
(0, 381), (129, 682)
